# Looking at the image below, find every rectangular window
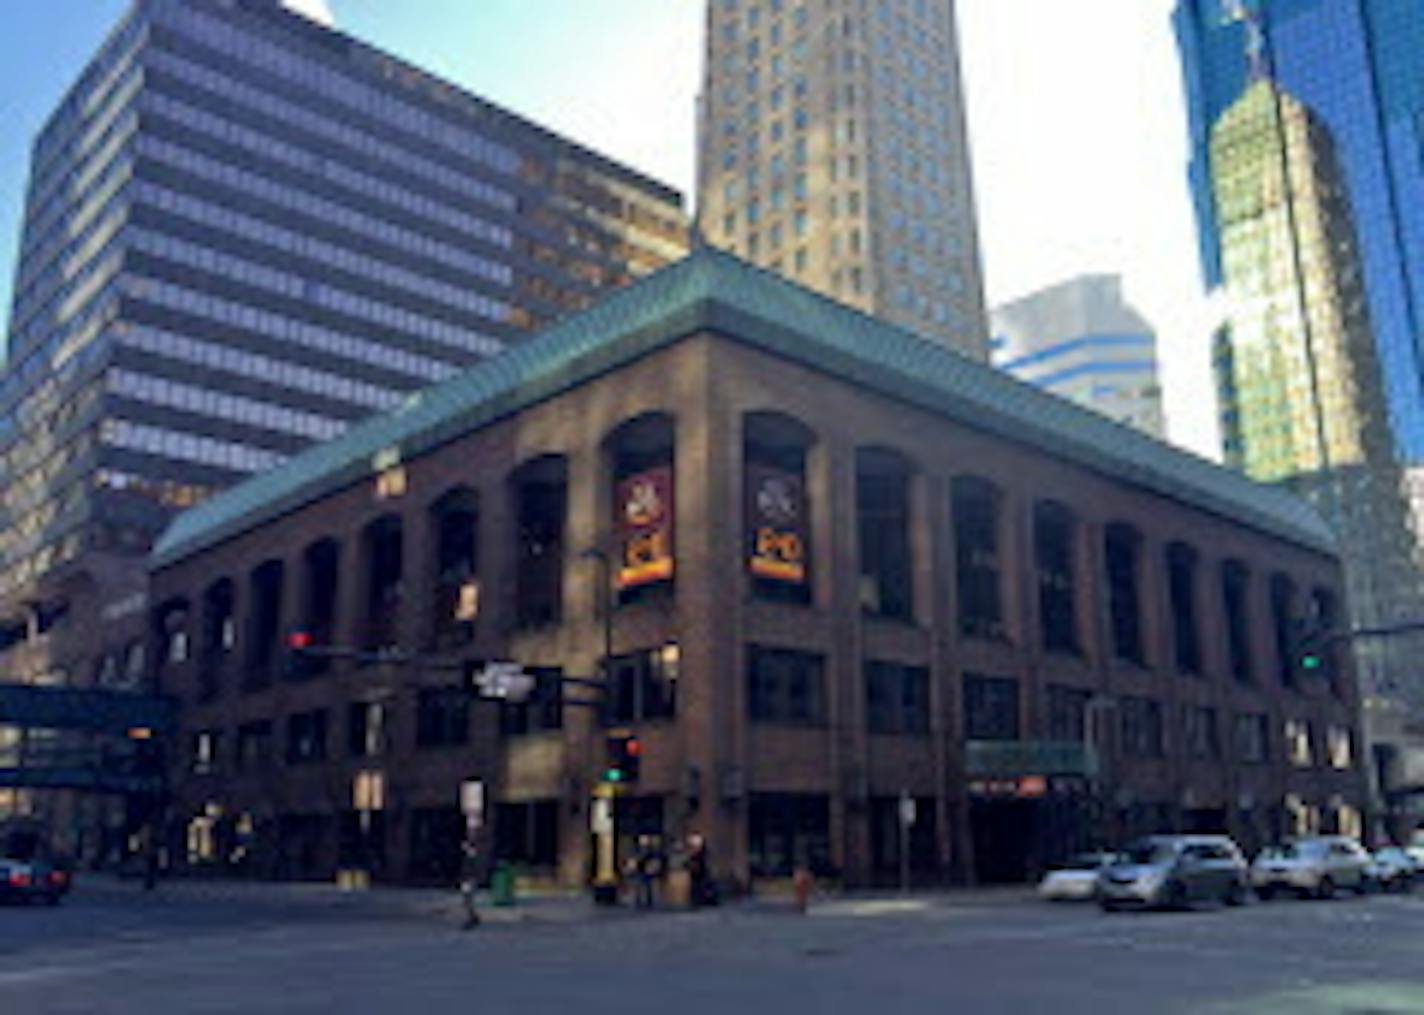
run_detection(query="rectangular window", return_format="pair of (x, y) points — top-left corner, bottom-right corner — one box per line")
(748, 793), (830, 877)
(606, 648), (678, 725)
(865, 660), (929, 735)
(747, 646), (824, 725)
(1120, 697), (1163, 758)
(415, 687), (469, 748)
(347, 700), (387, 758)
(1234, 712), (1270, 764)
(285, 709), (327, 764)
(856, 452), (913, 620)
(191, 729), (221, 775)
(963, 674), (1019, 741)
(234, 719), (272, 772)
(1182, 705), (1220, 760)
(1327, 725), (1353, 769)
(493, 800), (559, 867)
(1045, 684), (1091, 742)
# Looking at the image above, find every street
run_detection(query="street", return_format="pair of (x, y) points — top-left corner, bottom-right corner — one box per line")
(3, 881), (1424, 1014)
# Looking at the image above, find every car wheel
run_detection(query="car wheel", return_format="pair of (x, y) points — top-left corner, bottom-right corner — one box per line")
(1223, 880), (1247, 907)
(1160, 880), (1186, 911)
(1317, 876), (1335, 900)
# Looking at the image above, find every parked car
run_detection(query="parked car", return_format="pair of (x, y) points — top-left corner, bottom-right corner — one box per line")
(1098, 835), (1248, 911)
(0, 821), (70, 906)
(1039, 851), (1118, 902)
(1251, 836), (1370, 900)
(1364, 847), (1417, 893)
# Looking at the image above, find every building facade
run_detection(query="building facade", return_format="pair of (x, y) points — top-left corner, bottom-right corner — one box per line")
(0, 0), (687, 829)
(150, 251), (1367, 889)
(991, 275), (1165, 439)
(696, 0), (989, 357)
(1179, 0), (1424, 822)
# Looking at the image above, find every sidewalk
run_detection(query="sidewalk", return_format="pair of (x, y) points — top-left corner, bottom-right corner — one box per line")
(76, 872), (1037, 925)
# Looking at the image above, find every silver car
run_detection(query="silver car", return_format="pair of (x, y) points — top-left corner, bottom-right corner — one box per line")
(1251, 836), (1370, 899)
(1098, 835), (1248, 911)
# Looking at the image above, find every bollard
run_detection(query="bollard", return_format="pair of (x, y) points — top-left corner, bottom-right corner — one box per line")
(793, 866), (813, 915)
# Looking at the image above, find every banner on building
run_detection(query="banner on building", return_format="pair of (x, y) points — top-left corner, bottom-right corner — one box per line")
(746, 463), (807, 584)
(617, 465), (675, 588)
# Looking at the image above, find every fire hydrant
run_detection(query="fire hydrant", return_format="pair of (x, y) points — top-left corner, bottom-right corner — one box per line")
(792, 866), (813, 915)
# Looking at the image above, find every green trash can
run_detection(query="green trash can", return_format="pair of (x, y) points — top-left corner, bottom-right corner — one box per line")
(491, 861), (516, 907)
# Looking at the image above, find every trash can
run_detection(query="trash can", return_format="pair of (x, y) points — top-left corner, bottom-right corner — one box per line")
(491, 861), (516, 907)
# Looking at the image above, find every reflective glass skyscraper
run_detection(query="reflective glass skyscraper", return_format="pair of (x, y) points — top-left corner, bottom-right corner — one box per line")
(0, 0), (687, 701)
(1176, 0), (1424, 466)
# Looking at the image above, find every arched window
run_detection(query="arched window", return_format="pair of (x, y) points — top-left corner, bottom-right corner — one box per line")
(363, 515), (403, 650)
(1166, 542), (1201, 675)
(199, 578), (235, 702)
(1221, 560), (1253, 683)
(744, 412), (816, 604)
(1270, 573), (1297, 688)
(300, 538), (340, 675)
(951, 476), (1003, 639)
(605, 413), (675, 605)
(1104, 523), (1143, 664)
(510, 456), (567, 628)
(429, 488), (479, 647)
(245, 559), (284, 687)
(1034, 500), (1078, 654)
(856, 447), (913, 621)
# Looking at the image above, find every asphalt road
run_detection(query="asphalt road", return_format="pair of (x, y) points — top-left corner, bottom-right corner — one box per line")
(3, 882), (1424, 1014)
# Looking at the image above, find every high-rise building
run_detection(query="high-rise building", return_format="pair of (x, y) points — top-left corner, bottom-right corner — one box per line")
(0, 0), (687, 821)
(991, 275), (1165, 439)
(696, 0), (988, 358)
(1180, 0), (1424, 825)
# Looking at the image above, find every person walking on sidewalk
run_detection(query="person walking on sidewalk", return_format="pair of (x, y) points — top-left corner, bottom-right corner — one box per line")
(633, 835), (665, 909)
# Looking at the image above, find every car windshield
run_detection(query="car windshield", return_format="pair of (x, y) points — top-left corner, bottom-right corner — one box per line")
(1120, 840), (1175, 865)
(1054, 853), (1111, 871)
(1258, 842), (1322, 861)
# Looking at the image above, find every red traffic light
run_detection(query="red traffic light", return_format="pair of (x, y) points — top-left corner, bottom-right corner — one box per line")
(288, 630), (315, 650)
(625, 738), (643, 757)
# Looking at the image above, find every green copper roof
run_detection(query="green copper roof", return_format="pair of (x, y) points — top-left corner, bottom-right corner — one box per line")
(151, 248), (1334, 569)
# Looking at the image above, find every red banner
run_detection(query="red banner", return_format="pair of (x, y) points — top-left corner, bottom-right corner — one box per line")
(617, 466), (674, 588)
(746, 463), (807, 584)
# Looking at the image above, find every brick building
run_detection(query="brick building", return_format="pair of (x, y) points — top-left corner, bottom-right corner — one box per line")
(149, 249), (1368, 888)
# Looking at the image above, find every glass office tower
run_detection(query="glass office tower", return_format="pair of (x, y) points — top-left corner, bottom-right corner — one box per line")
(0, 0), (687, 828)
(1178, 0), (1424, 824)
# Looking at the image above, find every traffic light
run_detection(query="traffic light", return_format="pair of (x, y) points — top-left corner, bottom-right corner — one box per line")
(604, 732), (642, 784)
(285, 627), (318, 679)
(1289, 618), (1330, 683)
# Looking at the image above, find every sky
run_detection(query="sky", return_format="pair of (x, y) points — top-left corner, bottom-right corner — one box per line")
(0, 0), (1219, 459)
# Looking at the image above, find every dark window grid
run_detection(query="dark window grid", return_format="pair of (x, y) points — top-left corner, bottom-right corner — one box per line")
(1182, 705), (1220, 760)
(747, 647), (825, 725)
(952, 480), (1004, 639)
(514, 480), (566, 628)
(1167, 546), (1202, 675)
(865, 661), (929, 735)
(1234, 713), (1270, 764)
(857, 471), (914, 621)
(1045, 684), (1091, 742)
(1120, 697), (1164, 758)
(415, 687), (470, 749)
(963, 674), (1019, 741)
(1222, 563), (1254, 684)
(285, 709), (327, 764)
(605, 651), (677, 726)
(1104, 527), (1143, 664)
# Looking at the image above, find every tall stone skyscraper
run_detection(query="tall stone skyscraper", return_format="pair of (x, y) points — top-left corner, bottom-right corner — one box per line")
(1208, 71), (1424, 823)
(697, 0), (988, 358)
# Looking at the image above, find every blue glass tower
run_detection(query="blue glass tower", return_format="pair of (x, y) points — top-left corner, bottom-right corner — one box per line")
(1175, 0), (1424, 464)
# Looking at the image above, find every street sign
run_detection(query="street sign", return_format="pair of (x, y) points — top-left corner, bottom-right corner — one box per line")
(471, 661), (536, 702)
(591, 797), (613, 835)
(898, 792), (917, 827)
(460, 779), (485, 830)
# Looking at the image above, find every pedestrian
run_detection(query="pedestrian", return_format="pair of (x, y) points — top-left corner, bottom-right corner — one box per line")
(458, 837), (481, 930)
(634, 835), (664, 909)
(686, 832), (715, 908)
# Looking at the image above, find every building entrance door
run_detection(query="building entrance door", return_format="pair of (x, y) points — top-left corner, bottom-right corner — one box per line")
(970, 798), (1036, 883)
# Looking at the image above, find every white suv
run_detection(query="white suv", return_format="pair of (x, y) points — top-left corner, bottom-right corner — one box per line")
(1251, 836), (1370, 899)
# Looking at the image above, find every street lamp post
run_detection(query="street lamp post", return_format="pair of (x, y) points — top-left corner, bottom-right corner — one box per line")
(580, 545), (619, 904)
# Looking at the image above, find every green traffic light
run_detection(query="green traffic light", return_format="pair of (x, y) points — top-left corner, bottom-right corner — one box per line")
(604, 769), (623, 783)
(1301, 654), (1322, 671)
